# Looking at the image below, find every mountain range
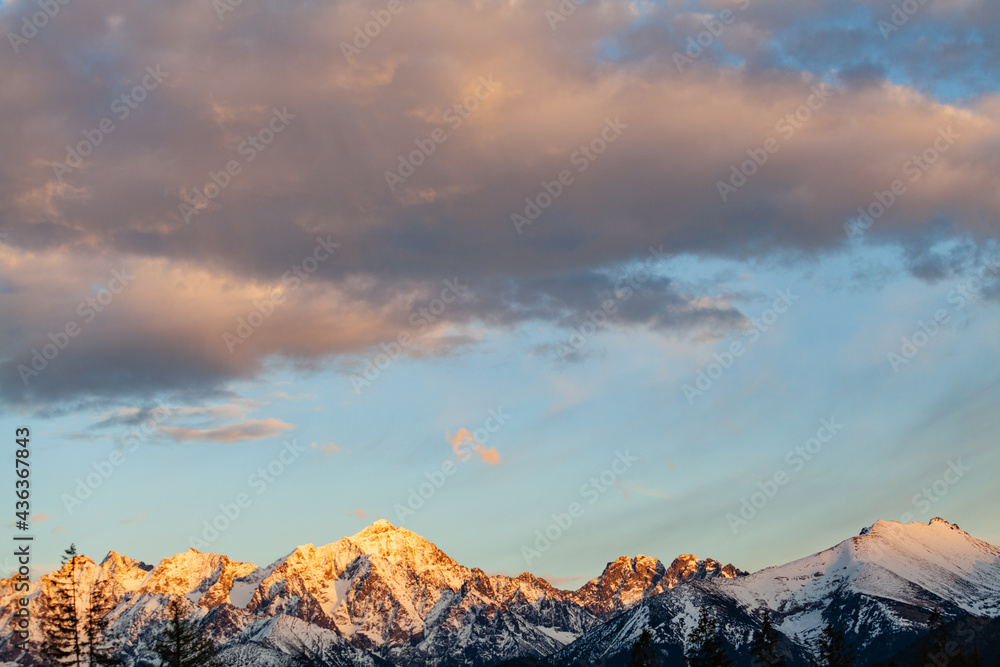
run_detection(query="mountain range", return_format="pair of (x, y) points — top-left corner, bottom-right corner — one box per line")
(1, 517), (997, 666)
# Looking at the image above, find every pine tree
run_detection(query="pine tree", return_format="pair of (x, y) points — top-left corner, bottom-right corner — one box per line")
(151, 598), (224, 667)
(920, 608), (947, 666)
(750, 610), (786, 667)
(815, 622), (853, 667)
(685, 607), (734, 667)
(84, 575), (122, 666)
(629, 628), (659, 667)
(42, 544), (83, 666)
(920, 610), (984, 667)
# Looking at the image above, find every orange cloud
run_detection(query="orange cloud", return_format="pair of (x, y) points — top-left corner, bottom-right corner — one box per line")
(31, 513), (48, 523)
(449, 428), (500, 465)
(311, 442), (339, 455)
(353, 508), (367, 519)
(449, 428), (475, 462)
(161, 419), (293, 443)
(476, 446), (501, 465)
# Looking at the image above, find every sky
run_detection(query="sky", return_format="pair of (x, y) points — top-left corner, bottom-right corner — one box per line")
(0, 0), (998, 587)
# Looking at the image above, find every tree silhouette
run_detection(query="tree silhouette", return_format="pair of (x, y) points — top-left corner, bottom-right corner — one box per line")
(921, 609), (947, 663)
(815, 622), (853, 667)
(919, 610), (984, 667)
(85, 574), (123, 666)
(685, 607), (734, 667)
(750, 610), (786, 667)
(151, 598), (224, 667)
(41, 544), (82, 666)
(628, 628), (660, 667)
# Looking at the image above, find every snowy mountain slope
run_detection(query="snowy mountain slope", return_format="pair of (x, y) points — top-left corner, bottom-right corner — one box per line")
(549, 518), (1000, 666)
(1, 517), (996, 667)
(1, 520), (724, 666)
(233, 520), (738, 664)
(220, 615), (394, 667)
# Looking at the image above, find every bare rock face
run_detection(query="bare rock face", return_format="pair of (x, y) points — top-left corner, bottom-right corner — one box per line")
(570, 553), (746, 615)
(663, 553), (747, 588)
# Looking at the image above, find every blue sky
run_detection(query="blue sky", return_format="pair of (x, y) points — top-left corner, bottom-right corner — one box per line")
(4, 243), (998, 583)
(1, 0), (999, 585)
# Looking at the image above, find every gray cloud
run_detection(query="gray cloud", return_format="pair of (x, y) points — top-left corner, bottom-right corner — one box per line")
(1, 0), (999, 410)
(160, 418), (293, 443)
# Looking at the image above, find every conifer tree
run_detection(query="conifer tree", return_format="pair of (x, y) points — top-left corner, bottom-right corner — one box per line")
(628, 628), (660, 667)
(685, 607), (734, 667)
(151, 598), (224, 667)
(750, 610), (786, 667)
(42, 544), (82, 666)
(815, 622), (853, 667)
(84, 574), (122, 666)
(922, 610), (985, 667)
(920, 608), (947, 665)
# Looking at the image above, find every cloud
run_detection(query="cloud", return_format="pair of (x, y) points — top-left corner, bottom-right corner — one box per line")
(117, 515), (146, 525)
(31, 513), (49, 523)
(0, 0), (997, 411)
(352, 508), (367, 519)
(449, 428), (501, 466)
(51, 526), (67, 534)
(477, 446), (501, 466)
(311, 442), (339, 455)
(449, 429), (475, 462)
(160, 419), (293, 443)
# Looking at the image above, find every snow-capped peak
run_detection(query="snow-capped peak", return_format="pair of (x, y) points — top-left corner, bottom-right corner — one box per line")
(1, 516), (997, 667)
(353, 519), (397, 536)
(723, 516), (1000, 636)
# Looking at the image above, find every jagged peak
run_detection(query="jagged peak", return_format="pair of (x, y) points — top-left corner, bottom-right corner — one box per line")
(101, 549), (131, 565)
(603, 554), (663, 570)
(629, 554), (661, 565)
(161, 549), (226, 564)
(352, 519), (399, 538)
(859, 517), (968, 538)
(100, 550), (153, 571)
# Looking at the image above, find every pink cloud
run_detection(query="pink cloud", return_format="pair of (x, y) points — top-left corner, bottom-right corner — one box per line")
(311, 441), (339, 455)
(449, 428), (500, 465)
(161, 419), (293, 443)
